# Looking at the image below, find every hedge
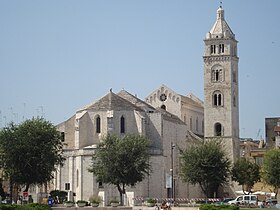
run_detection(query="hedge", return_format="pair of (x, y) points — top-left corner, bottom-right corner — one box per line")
(0, 203), (51, 210)
(199, 204), (239, 210)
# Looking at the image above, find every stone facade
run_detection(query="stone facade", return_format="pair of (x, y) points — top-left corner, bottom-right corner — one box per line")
(265, 117), (280, 149)
(145, 85), (204, 136)
(50, 6), (241, 204)
(54, 89), (203, 205)
(203, 6), (240, 163)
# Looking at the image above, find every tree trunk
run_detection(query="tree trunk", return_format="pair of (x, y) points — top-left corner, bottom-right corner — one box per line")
(117, 183), (126, 206)
(117, 184), (123, 206)
(9, 178), (13, 204)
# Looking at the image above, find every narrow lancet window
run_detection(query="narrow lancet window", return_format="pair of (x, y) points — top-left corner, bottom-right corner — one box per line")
(120, 116), (125, 134)
(96, 116), (101, 133)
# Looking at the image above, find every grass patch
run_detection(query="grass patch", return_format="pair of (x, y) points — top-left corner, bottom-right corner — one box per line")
(242, 209), (278, 210)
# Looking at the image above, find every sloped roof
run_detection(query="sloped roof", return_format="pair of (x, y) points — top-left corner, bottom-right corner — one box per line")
(209, 6), (234, 38)
(155, 107), (185, 125)
(180, 93), (204, 108)
(117, 90), (156, 111)
(78, 89), (143, 112)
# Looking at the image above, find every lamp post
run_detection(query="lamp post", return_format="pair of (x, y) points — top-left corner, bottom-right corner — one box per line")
(171, 142), (175, 204)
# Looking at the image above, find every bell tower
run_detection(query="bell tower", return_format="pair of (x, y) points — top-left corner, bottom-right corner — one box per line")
(203, 6), (240, 162)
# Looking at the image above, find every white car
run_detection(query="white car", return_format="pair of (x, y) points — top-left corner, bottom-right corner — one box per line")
(228, 195), (258, 205)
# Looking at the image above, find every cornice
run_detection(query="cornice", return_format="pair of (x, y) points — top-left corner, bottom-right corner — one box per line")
(203, 55), (239, 64)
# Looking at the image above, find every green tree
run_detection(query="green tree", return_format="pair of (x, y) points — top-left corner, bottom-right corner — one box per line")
(231, 157), (260, 194)
(0, 118), (65, 194)
(179, 140), (230, 198)
(262, 149), (280, 196)
(89, 134), (150, 205)
(50, 190), (67, 204)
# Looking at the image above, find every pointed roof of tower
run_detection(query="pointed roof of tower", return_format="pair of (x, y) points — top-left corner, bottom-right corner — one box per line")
(208, 6), (235, 39)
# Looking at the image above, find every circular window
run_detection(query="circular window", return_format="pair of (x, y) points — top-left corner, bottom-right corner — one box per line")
(159, 93), (167, 102)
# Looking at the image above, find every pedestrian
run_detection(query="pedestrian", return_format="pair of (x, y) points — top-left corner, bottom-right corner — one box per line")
(161, 200), (167, 210)
(17, 197), (21, 205)
(166, 201), (171, 210)
(47, 196), (54, 207)
(28, 195), (33, 203)
(155, 204), (160, 210)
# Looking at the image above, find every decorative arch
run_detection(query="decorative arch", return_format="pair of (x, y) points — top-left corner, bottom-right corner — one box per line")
(211, 65), (224, 82)
(213, 91), (223, 107)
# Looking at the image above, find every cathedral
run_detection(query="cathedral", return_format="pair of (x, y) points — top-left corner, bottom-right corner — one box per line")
(52, 5), (240, 205)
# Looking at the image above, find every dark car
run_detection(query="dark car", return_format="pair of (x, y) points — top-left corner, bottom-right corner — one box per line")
(266, 199), (277, 206)
(213, 198), (234, 205)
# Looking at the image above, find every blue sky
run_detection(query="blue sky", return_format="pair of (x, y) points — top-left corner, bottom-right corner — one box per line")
(0, 0), (279, 139)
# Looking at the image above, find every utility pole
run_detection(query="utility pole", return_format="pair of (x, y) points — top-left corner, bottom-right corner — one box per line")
(171, 142), (175, 204)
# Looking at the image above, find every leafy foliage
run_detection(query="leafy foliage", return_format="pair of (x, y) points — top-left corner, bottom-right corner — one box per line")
(0, 118), (65, 192)
(49, 190), (67, 204)
(89, 194), (102, 204)
(231, 157), (260, 194)
(262, 149), (280, 196)
(180, 140), (231, 198)
(89, 134), (150, 205)
(0, 203), (51, 210)
(199, 204), (239, 210)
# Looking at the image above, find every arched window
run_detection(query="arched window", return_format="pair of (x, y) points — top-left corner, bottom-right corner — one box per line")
(161, 105), (166, 110)
(211, 65), (223, 82)
(120, 116), (125, 134)
(214, 123), (222, 136)
(219, 44), (224, 53)
(215, 70), (219, 81)
(96, 116), (101, 133)
(213, 91), (223, 107)
(210, 45), (216, 54)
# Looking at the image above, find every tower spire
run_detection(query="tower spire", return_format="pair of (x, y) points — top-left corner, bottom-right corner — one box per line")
(220, 1), (223, 8)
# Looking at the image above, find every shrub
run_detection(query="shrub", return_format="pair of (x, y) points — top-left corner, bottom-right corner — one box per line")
(146, 198), (157, 203)
(76, 200), (88, 204)
(199, 204), (239, 210)
(49, 190), (67, 204)
(89, 195), (102, 204)
(0, 203), (51, 210)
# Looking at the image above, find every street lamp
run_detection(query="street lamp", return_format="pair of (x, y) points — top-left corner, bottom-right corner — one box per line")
(171, 142), (175, 204)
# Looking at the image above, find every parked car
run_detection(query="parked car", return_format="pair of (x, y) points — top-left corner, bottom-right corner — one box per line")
(222, 198), (235, 204)
(228, 195), (258, 205)
(266, 199), (277, 206)
(213, 198), (234, 204)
